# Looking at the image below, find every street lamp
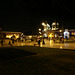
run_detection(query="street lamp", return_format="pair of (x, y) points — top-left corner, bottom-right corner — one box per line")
(42, 22), (46, 44)
(59, 30), (62, 32)
(42, 22), (45, 26)
(39, 32), (42, 34)
(39, 28), (41, 31)
(39, 28), (42, 34)
(42, 22), (46, 26)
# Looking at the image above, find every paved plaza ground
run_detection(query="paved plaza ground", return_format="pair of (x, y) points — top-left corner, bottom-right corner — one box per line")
(1, 39), (75, 50)
(0, 46), (75, 75)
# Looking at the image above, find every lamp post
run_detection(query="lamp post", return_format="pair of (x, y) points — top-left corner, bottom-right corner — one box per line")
(39, 28), (42, 34)
(42, 22), (50, 44)
(42, 22), (46, 44)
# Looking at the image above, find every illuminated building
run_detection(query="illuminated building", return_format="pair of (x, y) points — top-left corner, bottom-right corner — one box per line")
(42, 22), (75, 39)
(2, 31), (22, 39)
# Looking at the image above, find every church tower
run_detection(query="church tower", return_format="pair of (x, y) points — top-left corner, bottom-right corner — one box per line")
(52, 22), (59, 30)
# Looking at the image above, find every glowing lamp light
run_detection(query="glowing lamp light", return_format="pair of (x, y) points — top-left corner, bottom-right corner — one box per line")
(57, 23), (59, 25)
(72, 32), (74, 35)
(16, 36), (19, 38)
(47, 24), (50, 27)
(42, 23), (45, 25)
(42, 23), (46, 26)
(44, 29), (45, 31)
(49, 33), (54, 37)
(6, 35), (12, 38)
(29, 36), (32, 38)
(59, 30), (62, 32)
(44, 33), (47, 37)
(52, 22), (56, 25)
(39, 32), (42, 34)
(40, 33), (42, 34)
(39, 29), (41, 31)
(49, 34), (52, 37)
(40, 36), (42, 37)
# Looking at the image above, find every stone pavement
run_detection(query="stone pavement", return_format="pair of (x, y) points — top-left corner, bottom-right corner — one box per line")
(0, 40), (75, 50)
(41, 40), (75, 50)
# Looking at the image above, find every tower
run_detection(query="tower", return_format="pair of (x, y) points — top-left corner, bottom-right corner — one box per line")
(52, 22), (59, 30)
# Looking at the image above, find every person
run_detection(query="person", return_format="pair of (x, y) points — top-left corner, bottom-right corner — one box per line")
(9, 41), (12, 46)
(1, 39), (3, 47)
(60, 37), (62, 42)
(38, 40), (41, 47)
(42, 38), (45, 44)
(9, 41), (11, 45)
(62, 38), (64, 43)
(53, 38), (55, 43)
(12, 39), (14, 44)
(42, 40), (45, 44)
(36, 39), (37, 42)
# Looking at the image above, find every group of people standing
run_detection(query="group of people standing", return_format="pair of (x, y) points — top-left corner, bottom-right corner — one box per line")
(37, 38), (45, 47)
(0, 39), (15, 47)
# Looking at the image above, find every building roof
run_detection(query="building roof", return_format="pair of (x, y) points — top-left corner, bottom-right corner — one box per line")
(2, 31), (22, 34)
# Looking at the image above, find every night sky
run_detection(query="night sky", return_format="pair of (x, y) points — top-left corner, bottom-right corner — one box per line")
(0, 0), (75, 34)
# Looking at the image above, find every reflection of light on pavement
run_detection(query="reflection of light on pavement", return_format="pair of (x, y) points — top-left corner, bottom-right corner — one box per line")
(64, 43), (69, 47)
(60, 46), (63, 49)
(18, 44), (20, 46)
(49, 40), (54, 47)
(40, 42), (42, 47)
(21, 43), (24, 46)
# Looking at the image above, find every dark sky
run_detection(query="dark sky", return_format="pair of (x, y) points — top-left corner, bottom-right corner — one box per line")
(0, 0), (75, 34)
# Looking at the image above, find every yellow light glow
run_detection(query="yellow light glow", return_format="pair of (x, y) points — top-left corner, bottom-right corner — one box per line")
(42, 23), (46, 26)
(60, 30), (62, 32)
(6, 35), (12, 38)
(52, 22), (56, 25)
(47, 24), (50, 27)
(44, 29), (46, 31)
(42, 23), (45, 25)
(15, 36), (19, 38)
(49, 33), (54, 37)
(29, 36), (32, 38)
(60, 46), (62, 49)
(39, 32), (42, 34)
(72, 32), (74, 35)
(40, 36), (42, 37)
(39, 29), (41, 31)
(49, 34), (52, 37)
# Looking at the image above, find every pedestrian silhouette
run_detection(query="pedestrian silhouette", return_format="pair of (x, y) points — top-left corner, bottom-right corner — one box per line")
(1, 39), (3, 47)
(38, 40), (41, 46)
